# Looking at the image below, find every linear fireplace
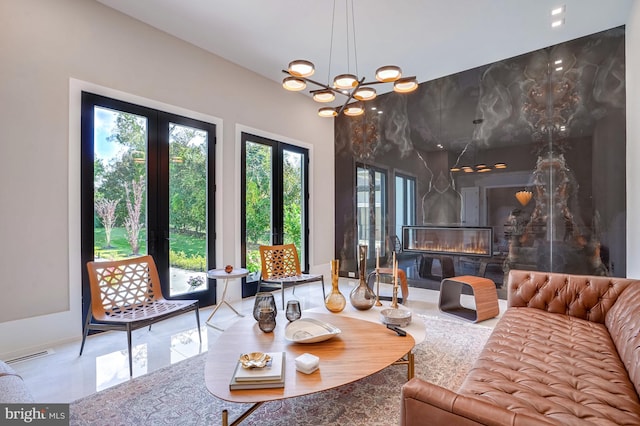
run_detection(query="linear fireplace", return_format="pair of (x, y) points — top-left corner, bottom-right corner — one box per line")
(402, 226), (493, 258)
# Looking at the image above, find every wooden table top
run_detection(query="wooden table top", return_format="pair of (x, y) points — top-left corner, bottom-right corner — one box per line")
(204, 311), (415, 403)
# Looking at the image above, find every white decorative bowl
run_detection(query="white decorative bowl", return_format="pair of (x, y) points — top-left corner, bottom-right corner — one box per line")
(380, 308), (412, 327)
(285, 318), (341, 343)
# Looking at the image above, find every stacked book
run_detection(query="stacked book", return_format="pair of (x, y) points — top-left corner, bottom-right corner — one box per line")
(229, 352), (285, 390)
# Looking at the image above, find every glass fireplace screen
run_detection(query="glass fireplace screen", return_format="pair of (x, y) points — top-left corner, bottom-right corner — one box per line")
(402, 226), (493, 257)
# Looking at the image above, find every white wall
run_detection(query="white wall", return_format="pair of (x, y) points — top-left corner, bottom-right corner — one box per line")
(0, 0), (334, 358)
(627, 3), (640, 278)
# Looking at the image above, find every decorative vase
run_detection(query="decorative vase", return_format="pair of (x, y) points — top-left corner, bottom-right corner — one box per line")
(258, 307), (277, 332)
(253, 292), (277, 321)
(285, 300), (302, 322)
(350, 245), (375, 310)
(325, 259), (346, 313)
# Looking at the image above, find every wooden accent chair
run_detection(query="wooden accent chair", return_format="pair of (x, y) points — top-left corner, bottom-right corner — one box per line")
(80, 255), (201, 376)
(257, 244), (325, 309)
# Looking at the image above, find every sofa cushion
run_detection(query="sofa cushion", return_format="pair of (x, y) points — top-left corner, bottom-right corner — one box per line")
(458, 308), (640, 426)
(605, 283), (640, 397)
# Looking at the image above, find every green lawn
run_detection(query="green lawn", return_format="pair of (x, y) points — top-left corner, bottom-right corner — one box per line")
(95, 227), (206, 271)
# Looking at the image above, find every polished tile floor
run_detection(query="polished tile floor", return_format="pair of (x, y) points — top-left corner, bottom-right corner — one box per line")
(9, 279), (506, 403)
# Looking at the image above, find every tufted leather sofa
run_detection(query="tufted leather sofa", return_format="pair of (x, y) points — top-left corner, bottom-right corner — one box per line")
(401, 270), (640, 425)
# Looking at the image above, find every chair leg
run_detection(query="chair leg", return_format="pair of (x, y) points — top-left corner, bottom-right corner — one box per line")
(195, 303), (202, 343)
(127, 324), (133, 377)
(79, 310), (93, 356)
(281, 281), (285, 310)
(321, 277), (326, 300)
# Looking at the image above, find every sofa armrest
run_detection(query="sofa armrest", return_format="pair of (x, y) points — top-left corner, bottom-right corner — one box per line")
(506, 270), (637, 323)
(401, 378), (551, 426)
(0, 362), (34, 403)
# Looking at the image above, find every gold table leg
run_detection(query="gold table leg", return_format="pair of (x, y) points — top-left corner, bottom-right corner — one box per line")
(392, 350), (415, 380)
(222, 402), (264, 426)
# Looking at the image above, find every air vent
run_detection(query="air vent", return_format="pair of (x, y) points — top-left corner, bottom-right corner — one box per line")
(6, 349), (54, 364)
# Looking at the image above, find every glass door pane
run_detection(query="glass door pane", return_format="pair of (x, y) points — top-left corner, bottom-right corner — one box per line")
(241, 133), (310, 295)
(168, 123), (209, 297)
(282, 149), (305, 267)
(245, 141), (273, 278)
(356, 165), (387, 261)
(93, 106), (148, 262)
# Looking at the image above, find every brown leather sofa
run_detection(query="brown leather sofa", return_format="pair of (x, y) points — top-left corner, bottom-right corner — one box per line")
(401, 270), (640, 425)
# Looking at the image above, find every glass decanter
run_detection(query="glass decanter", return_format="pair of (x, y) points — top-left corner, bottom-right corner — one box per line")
(325, 259), (346, 312)
(349, 245), (375, 310)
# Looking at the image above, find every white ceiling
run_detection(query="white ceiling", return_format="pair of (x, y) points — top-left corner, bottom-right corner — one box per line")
(96, 0), (633, 94)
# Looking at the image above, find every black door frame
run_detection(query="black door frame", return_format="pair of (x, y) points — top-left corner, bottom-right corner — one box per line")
(240, 132), (310, 297)
(80, 92), (217, 330)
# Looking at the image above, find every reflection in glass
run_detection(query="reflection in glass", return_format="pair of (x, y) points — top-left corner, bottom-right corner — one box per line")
(168, 123), (208, 296)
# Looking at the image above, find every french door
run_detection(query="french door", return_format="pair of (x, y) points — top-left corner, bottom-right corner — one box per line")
(81, 92), (216, 326)
(240, 132), (310, 296)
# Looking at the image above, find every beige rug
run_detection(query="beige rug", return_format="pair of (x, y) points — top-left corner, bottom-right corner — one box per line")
(70, 315), (493, 425)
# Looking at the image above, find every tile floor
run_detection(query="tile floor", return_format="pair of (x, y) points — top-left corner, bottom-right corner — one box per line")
(9, 278), (506, 403)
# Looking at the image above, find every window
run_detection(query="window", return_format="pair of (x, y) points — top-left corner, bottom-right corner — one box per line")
(356, 164), (387, 259)
(241, 132), (310, 295)
(395, 174), (416, 238)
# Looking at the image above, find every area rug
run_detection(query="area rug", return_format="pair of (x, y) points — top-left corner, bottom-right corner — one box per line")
(70, 316), (493, 426)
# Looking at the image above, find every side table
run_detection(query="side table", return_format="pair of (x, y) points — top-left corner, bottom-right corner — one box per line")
(206, 268), (248, 330)
(439, 275), (499, 323)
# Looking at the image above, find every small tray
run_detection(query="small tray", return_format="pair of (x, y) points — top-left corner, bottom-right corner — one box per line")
(285, 318), (341, 343)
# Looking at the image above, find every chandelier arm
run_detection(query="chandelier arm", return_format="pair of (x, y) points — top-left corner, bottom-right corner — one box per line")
(335, 76), (365, 115)
(282, 70), (367, 99)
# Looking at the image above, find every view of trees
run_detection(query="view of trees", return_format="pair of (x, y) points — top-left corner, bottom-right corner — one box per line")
(94, 108), (305, 279)
(244, 142), (304, 273)
(93, 109), (207, 272)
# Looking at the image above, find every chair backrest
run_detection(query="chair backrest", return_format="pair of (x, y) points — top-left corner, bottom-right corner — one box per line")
(259, 244), (302, 280)
(86, 255), (164, 319)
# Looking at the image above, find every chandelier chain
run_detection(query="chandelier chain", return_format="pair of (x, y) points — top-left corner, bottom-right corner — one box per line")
(327, 0), (336, 85)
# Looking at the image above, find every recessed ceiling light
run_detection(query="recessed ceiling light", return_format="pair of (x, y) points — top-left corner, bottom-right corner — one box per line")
(554, 59), (563, 65)
(436, 144), (444, 149)
(551, 6), (565, 16)
(377, 111), (383, 114)
(551, 19), (564, 28)
(556, 66), (563, 71)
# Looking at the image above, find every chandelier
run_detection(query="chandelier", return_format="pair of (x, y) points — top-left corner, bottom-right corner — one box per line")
(281, 0), (418, 118)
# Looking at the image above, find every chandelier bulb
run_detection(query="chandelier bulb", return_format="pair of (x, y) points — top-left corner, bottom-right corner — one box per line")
(353, 86), (377, 101)
(313, 90), (336, 103)
(333, 74), (358, 90)
(318, 107), (337, 118)
(375, 65), (402, 82)
(343, 103), (365, 116)
(288, 60), (315, 78)
(282, 77), (306, 91)
(393, 77), (418, 93)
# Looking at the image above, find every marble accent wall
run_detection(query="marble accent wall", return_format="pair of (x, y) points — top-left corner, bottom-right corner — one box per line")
(335, 27), (626, 282)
